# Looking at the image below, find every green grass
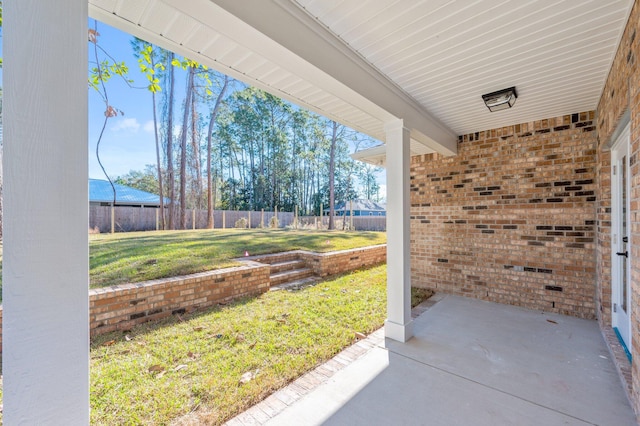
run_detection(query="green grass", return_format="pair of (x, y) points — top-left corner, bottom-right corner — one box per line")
(90, 265), (389, 425)
(412, 287), (434, 307)
(0, 229), (386, 292)
(89, 229), (385, 288)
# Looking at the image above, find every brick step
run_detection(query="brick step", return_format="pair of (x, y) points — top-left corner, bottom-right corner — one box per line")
(270, 267), (314, 286)
(270, 259), (307, 274)
(270, 276), (320, 291)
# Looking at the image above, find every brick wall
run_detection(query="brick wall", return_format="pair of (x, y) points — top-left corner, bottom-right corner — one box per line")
(299, 244), (387, 277)
(595, 3), (639, 329)
(0, 244), (385, 351)
(410, 113), (597, 318)
(595, 145), (613, 327)
(89, 261), (271, 336)
(596, 0), (640, 415)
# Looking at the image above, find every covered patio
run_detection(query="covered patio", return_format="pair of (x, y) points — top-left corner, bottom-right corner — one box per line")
(4, 0), (640, 423)
(231, 295), (636, 425)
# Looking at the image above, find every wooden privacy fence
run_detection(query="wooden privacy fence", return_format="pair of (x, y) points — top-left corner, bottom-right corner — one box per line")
(297, 216), (386, 231)
(89, 206), (387, 233)
(89, 206), (294, 233)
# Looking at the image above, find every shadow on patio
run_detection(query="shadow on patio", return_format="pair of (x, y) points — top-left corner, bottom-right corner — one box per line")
(230, 295), (635, 425)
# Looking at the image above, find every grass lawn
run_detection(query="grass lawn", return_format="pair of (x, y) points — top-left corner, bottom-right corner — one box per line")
(89, 265), (389, 425)
(0, 229), (386, 292)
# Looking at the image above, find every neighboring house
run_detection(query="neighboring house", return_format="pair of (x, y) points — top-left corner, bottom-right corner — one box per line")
(89, 179), (169, 208)
(325, 199), (386, 216)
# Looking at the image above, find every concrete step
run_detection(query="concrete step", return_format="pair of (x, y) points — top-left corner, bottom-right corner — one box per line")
(270, 276), (320, 291)
(270, 267), (314, 286)
(270, 259), (307, 274)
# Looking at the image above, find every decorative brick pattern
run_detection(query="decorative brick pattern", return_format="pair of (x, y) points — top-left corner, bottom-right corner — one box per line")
(596, 0), (640, 416)
(410, 113), (597, 318)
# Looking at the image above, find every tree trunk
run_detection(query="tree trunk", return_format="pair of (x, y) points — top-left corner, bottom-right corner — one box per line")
(0, 142), (3, 240)
(328, 120), (337, 230)
(150, 54), (165, 230)
(180, 66), (195, 229)
(229, 143), (237, 209)
(190, 90), (202, 210)
(166, 52), (176, 230)
(206, 75), (229, 228)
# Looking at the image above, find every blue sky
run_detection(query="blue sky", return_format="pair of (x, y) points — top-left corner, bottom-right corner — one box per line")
(86, 19), (384, 195)
(88, 20), (162, 179)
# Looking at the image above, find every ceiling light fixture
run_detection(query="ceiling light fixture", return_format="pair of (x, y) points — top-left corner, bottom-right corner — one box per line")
(481, 87), (517, 112)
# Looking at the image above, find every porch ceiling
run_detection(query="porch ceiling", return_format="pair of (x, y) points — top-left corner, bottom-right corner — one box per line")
(298, 0), (634, 135)
(89, 0), (633, 150)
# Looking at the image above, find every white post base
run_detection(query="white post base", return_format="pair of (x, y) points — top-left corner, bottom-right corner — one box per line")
(385, 319), (414, 342)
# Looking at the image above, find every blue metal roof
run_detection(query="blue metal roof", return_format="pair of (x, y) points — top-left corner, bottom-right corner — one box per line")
(325, 199), (386, 212)
(89, 179), (169, 206)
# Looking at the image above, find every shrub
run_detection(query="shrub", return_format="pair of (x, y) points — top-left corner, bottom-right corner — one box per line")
(235, 217), (248, 229)
(269, 215), (279, 228)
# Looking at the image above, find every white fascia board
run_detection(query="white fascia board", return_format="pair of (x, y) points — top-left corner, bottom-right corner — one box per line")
(210, 0), (457, 155)
(351, 145), (387, 167)
(351, 140), (436, 167)
(160, 0), (393, 134)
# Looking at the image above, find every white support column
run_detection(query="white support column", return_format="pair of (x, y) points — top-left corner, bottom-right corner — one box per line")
(4, 1), (89, 423)
(384, 119), (413, 342)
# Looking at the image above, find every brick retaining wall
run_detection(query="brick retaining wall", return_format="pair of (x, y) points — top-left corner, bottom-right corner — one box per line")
(89, 260), (270, 336)
(298, 244), (387, 277)
(0, 245), (386, 352)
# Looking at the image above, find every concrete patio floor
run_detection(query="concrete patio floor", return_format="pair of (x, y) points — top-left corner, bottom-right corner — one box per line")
(229, 295), (636, 425)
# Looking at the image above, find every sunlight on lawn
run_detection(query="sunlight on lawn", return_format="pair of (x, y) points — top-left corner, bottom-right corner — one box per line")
(0, 229), (385, 296)
(88, 229), (386, 288)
